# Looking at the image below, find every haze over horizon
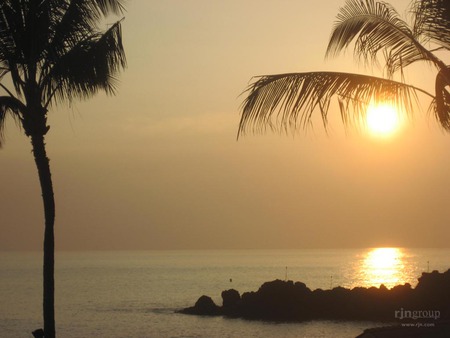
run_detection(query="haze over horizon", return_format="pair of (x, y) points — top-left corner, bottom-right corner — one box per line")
(1, 0), (449, 251)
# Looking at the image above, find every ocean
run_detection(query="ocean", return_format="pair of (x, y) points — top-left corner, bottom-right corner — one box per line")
(1, 248), (449, 338)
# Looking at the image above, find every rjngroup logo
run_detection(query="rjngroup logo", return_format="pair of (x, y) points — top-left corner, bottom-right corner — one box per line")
(394, 308), (441, 320)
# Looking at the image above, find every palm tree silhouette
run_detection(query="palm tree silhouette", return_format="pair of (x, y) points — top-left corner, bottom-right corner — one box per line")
(0, 1), (126, 337)
(239, 0), (450, 136)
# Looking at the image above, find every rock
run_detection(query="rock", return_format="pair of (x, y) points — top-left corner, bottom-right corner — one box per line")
(178, 295), (221, 316)
(221, 289), (241, 315)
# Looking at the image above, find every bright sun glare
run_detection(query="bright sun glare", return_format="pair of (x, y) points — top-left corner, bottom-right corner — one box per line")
(366, 103), (400, 137)
(363, 248), (405, 288)
(366, 248), (400, 269)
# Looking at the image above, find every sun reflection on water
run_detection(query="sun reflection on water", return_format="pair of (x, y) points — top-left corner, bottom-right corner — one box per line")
(361, 248), (406, 289)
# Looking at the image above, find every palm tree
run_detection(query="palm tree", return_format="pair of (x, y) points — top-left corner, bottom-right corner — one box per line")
(239, 0), (450, 136)
(0, 1), (126, 337)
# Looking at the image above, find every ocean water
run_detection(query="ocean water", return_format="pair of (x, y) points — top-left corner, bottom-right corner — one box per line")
(1, 248), (449, 338)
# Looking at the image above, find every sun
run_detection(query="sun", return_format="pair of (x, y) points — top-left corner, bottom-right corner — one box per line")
(366, 103), (401, 137)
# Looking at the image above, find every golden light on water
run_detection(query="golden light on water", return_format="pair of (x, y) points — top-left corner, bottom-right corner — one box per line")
(366, 103), (401, 137)
(362, 248), (406, 288)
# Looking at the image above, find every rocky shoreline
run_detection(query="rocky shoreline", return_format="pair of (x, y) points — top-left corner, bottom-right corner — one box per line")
(179, 269), (450, 336)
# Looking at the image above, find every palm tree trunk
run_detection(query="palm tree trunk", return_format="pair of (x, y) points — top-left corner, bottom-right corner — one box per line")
(31, 133), (56, 338)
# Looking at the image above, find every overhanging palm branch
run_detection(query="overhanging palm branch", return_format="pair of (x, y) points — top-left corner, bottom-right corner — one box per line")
(240, 0), (450, 136)
(239, 72), (431, 136)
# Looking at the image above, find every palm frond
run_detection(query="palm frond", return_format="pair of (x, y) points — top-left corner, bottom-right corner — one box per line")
(412, 0), (450, 50)
(0, 95), (25, 146)
(0, 2), (26, 96)
(434, 66), (450, 130)
(42, 20), (126, 106)
(43, 1), (98, 67)
(0, 0), (127, 99)
(0, 1), (51, 66)
(239, 72), (430, 136)
(92, 0), (126, 16)
(44, 0), (125, 29)
(326, 0), (437, 76)
(43, 0), (126, 62)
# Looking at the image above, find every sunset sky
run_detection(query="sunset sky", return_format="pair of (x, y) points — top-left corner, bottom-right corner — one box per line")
(1, 0), (449, 251)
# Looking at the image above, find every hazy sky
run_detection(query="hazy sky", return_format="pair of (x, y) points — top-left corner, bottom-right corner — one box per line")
(1, 0), (449, 251)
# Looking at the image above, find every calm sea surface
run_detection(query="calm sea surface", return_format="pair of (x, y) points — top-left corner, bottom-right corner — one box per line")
(1, 248), (449, 338)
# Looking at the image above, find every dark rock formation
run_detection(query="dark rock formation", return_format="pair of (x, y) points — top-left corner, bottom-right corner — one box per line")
(179, 269), (450, 324)
(221, 289), (241, 316)
(179, 295), (221, 316)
